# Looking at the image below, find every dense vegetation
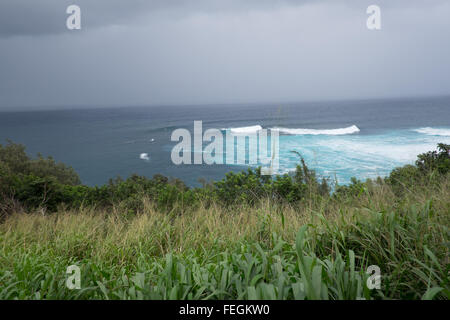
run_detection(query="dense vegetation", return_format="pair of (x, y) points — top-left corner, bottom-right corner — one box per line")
(0, 140), (332, 215)
(0, 141), (448, 300)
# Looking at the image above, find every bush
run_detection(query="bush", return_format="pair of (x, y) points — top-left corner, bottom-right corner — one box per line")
(12, 175), (66, 212)
(0, 141), (448, 214)
(0, 141), (81, 185)
(334, 177), (369, 199)
(213, 160), (330, 207)
(416, 143), (450, 175)
(385, 143), (449, 194)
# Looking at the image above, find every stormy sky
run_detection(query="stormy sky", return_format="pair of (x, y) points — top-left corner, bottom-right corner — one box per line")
(0, 0), (449, 110)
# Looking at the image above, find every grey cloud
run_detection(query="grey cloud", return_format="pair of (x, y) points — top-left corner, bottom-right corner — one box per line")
(0, 0), (449, 109)
(0, 0), (447, 37)
(0, 0), (166, 37)
(0, 0), (318, 37)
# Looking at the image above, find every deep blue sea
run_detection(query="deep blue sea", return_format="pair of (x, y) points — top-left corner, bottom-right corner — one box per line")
(1, 96), (449, 187)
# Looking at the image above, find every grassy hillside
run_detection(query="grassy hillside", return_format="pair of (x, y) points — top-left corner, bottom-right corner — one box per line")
(0, 142), (448, 300)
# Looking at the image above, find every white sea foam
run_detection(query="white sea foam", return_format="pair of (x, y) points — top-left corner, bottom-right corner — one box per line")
(140, 153), (150, 161)
(225, 125), (450, 185)
(272, 125), (360, 135)
(413, 127), (450, 137)
(228, 125), (263, 134)
(318, 141), (430, 163)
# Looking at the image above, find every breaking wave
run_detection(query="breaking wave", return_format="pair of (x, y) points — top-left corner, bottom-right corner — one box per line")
(227, 125), (263, 134)
(413, 127), (450, 137)
(224, 125), (360, 135)
(272, 125), (360, 136)
(140, 153), (150, 161)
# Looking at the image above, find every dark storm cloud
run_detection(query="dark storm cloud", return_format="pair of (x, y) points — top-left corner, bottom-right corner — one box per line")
(0, 0), (317, 37)
(0, 0), (449, 109)
(1, 0), (448, 37)
(0, 0), (161, 37)
(1, 0), (448, 38)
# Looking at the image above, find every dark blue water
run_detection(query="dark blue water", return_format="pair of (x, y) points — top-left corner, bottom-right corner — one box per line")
(1, 96), (449, 186)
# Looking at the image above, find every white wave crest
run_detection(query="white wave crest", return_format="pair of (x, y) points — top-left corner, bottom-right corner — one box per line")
(272, 125), (360, 135)
(228, 125), (263, 134)
(140, 153), (150, 161)
(413, 127), (450, 137)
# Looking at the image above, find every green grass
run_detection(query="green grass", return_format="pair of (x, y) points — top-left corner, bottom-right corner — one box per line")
(0, 175), (448, 300)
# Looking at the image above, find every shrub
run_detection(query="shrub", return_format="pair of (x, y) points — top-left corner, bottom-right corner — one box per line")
(0, 141), (448, 215)
(0, 141), (81, 185)
(416, 143), (450, 175)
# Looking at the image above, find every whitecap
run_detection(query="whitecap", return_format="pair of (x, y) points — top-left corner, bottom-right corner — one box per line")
(272, 125), (360, 135)
(228, 125), (263, 134)
(413, 127), (450, 137)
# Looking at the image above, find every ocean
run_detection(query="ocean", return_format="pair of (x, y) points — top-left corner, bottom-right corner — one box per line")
(1, 96), (449, 187)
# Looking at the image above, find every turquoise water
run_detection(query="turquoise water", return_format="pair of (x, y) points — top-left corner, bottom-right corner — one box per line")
(0, 96), (449, 186)
(275, 128), (450, 184)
